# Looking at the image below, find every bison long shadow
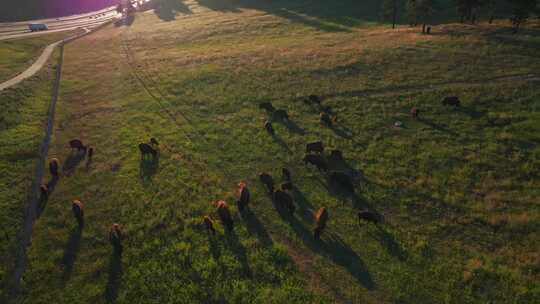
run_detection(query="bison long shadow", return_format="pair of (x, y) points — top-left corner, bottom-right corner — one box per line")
(63, 153), (86, 176)
(270, 133), (291, 152)
(369, 228), (408, 262)
(330, 124), (353, 139)
(37, 177), (59, 218)
(225, 230), (252, 278)
(281, 120), (307, 135)
(61, 226), (83, 281)
(139, 155), (159, 181)
(104, 251), (123, 303)
(291, 186), (315, 223)
(241, 207), (273, 246)
(285, 215), (375, 290)
(208, 234), (221, 261)
(418, 118), (458, 137)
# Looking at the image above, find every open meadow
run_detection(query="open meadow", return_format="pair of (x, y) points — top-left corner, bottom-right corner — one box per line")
(2, 0), (539, 303)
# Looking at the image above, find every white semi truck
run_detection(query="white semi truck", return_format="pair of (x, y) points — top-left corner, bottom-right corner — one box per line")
(28, 23), (49, 32)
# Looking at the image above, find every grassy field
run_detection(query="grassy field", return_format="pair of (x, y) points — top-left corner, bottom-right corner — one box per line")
(5, 0), (540, 303)
(0, 49), (60, 301)
(0, 30), (80, 83)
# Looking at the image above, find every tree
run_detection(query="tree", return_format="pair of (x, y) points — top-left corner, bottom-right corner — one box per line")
(382, 0), (400, 29)
(418, 0), (436, 33)
(507, 0), (538, 33)
(454, 0), (482, 23)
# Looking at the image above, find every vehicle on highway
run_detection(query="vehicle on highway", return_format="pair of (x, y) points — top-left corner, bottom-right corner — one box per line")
(28, 23), (48, 32)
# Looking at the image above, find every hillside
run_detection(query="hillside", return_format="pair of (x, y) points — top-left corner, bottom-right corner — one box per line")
(3, 0), (540, 303)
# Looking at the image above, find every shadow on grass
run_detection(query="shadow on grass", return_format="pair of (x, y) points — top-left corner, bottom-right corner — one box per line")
(241, 207), (273, 246)
(284, 215), (375, 290)
(208, 234), (221, 261)
(154, 0), (193, 21)
(282, 119), (307, 135)
(226, 230), (252, 277)
(456, 106), (485, 120)
(330, 124), (353, 139)
(291, 186), (315, 223)
(369, 227), (408, 262)
(139, 155), (159, 182)
(63, 152), (86, 177)
(418, 117), (459, 137)
(270, 133), (292, 152)
(61, 226), (83, 281)
(104, 251), (123, 303)
(37, 176), (59, 218)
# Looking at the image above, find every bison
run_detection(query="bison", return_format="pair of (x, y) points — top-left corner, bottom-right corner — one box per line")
(72, 200), (84, 227)
(139, 143), (157, 159)
(49, 158), (59, 177)
(109, 223), (123, 254)
(358, 211), (381, 225)
(273, 109), (289, 121)
(264, 121), (275, 135)
(281, 182), (293, 191)
(303, 154), (328, 171)
(237, 182), (250, 212)
(411, 107), (419, 119)
(282, 167), (291, 182)
(329, 149), (343, 162)
(259, 172), (274, 194)
(87, 147), (94, 160)
(40, 184), (48, 202)
(306, 141), (324, 154)
(217, 200), (234, 232)
(320, 112), (333, 127)
(314, 207), (329, 239)
(69, 139), (87, 152)
(150, 138), (159, 146)
(273, 190), (295, 216)
(203, 216), (216, 235)
(308, 95), (321, 105)
(442, 96), (461, 107)
(259, 102), (275, 112)
(329, 171), (355, 193)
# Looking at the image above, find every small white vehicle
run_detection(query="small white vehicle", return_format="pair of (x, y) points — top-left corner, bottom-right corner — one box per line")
(28, 24), (49, 32)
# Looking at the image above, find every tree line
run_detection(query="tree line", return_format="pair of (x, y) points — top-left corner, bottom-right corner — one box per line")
(382, 0), (540, 33)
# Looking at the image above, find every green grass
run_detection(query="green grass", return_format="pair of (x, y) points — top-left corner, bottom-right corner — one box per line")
(0, 50), (60, 301)
(0, 30), (81, 83)
(5, 0), (540, 303)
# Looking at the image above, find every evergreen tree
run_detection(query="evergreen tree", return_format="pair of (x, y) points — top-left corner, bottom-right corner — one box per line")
(507, 0), (538, 33)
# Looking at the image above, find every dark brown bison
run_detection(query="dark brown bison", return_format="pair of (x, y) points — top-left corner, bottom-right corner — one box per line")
(442, 96), (461, 107)
(69, 139), (87, 152)
(306, 141), (324, 154)
(264, 121), (275, 135)
(40, 184), (48, 201)
(282, 167), (291, 182)
(281, 182), (293, 191)
(139, 143), (157, 158)
(273, 190), (295, 215)
(109, 223), (123, 254)
(72, 200), (84, 227)
(358, 211), (382, 225)
(49, 158), (59, 177)
(410, 107), (419, 119)
(303, 154), (328, 171)
(236, 182), (250, 212)
(217, 200), (234, 232)
(329, 149), (343, 162)
(259, 102), (275, 112)
(203, 216), (216, 235)
(273, 109), (289, 121)
(259, 172), (274, 194)
(87, 147), (94, 159)
(150, 138), (159, 146)
(308, 95), (321, 105)
(330, 171), (355, 193)
(320, 112), (333, 127)
(314, 207), (329, 239)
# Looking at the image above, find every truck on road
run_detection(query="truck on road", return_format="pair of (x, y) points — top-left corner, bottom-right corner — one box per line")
(28, 24), (48, 32)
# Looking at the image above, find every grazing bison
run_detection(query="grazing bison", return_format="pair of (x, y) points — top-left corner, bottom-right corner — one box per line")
(139, 143), (157, 159)
(281, 182), (293, 191)
(303, 154), (328, 171)
(282, 167), (291, 182)
(259, 102), (275, 112)
(314, 207), (329, 239)
(329, 149), (343, 162)
(273, 109), (289, 121)
(40, 184), (48, 201)
(320, 112), (333, 127)
(203, 216), (216, 235)
(330, 171), (354, 193)
(273, 190), (295, 215)
(259, 172), (275, 194)
(358, 211), (381, 225)
(306, 141), (324, 154)
(72, 200), (84, 227)
(411, 107), (419, 119)
(69, 139), (87, 152)
(87, 147), (94, 160)
(264, 121), (275, 135)
(237, 182), (250, 212)
(49, 158), (59, 177)
(442, 96), (461, 107)
(217, 200), (234, 232)
(109, 224), (123, 254)
(150, 138), (159, 146)
(308, 95), (321, 105)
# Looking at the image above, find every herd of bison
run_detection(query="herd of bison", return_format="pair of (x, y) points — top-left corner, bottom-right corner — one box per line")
(38, 95), (462, 260)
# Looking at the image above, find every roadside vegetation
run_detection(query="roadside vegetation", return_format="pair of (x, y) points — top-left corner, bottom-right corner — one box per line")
(2, 0), (539, 303)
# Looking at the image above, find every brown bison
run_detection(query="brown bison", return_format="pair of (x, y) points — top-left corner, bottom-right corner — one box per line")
(329, 171), (354, 193)
(358, 211), (382, 225)
(109, 223), (123, 254)
(259, 172), (274, 194)
(139, 143), (157, 158)
(264, 121), (275, 135)
(49, 158), (59, 177)
(273, 109), (289, 121)
(150, 138), (159, 146)
(259, 102), (275, 112)
(40, 184), (48, 201)
(410, 107), (419, 119)
(72, 200), (84, 227)
(308, 95), (321, 105)
(303, 154), (328, 171)
(320, 112), (333, 127)
(282, 167), (291, 182)
(273, 190), (295, 215)
(217, 200), (234, 232)
(306, 141), (324, 154)
(329, 149), (343, 162)
(281, 182), (293, 191)
(87, 147), (94, 159)
(236, 182), (250, 212)
(314, 207), (329, 239)
(203, 216), (216, 235)
(442, 96), (461, 107)
(69, 139), (87, 152)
